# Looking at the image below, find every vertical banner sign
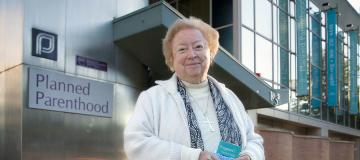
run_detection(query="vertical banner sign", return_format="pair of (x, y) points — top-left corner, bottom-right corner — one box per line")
(296, 0), (308, 96)
(279, 0), (289, 88)
(326, 9), (337, 107)
(310, 13), (322, 109)
(337, 32), (344, 114)
(349, 30), (359, 114)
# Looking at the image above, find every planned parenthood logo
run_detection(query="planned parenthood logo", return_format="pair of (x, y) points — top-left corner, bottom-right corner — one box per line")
(32, 28), (57, 61)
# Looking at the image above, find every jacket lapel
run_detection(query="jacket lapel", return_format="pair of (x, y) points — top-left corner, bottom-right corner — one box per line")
(155, 74), (191, 144)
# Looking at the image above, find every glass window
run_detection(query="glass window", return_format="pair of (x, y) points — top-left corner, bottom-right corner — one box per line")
(321, 12), (326, 25)
(242, 0), (254, 29)
(310, 13), (321, 37)
(212, 0), (232, 27)
(321, 26), (326, 40)
(358, 52), (360, 87)
(289, 91), (298, 112)
(358, 53), (360, 85)
(322, 41), (326, 69)
(290, 18), (296, 53)
(309, 32), (313, 54)
(290, 53), (296, 90)
(255, 0), (272, 39)
(255, 35), (273, 82)
(218, 26), (233, 53)
(241, 27), (255, 72)
(279, 10), (289, 49)
(274, 45), (280, 89)
(344, 43), (348, 57)
(309, 1), (320, 14)
(290, 1), (295, 17)
(280, 47), (289, 87)
(152, 0), (210, 23)
(278, 0), (288, 12)
(212, 0), (233, 55)
(273, 5), (279, 44)
(179, 0), (210, 22)
(344, 32), (348, 45)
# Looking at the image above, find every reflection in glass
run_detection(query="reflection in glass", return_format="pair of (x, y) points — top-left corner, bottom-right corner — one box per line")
(290, 53), (296, 90)
(280, 48), (289, 88)
(289, 91), (298, 113)
(273, 5), (278, 44)
(241, 27), (255, 72)
(279, 10), (289, 49)
(290, 18), (296, 53)
(321, 12), (326, 25)
(309, 1), (320, 14)
(278, 3), (289, 88)
(255, 0), (271, 39)
(218, 26), (233, 54)
(152, 0), (210, 23)
(273, 45), (280, 89)
(255, 35), (273, 82)
(278, 0), (288, 12)
(290, 1), (295, 17)
(242, 0), (254, 29)
(212, 0), (232, 27)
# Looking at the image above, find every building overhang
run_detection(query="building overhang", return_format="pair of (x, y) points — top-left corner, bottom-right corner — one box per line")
(313, 0), (360, 33)
(113, 2), (288, 109)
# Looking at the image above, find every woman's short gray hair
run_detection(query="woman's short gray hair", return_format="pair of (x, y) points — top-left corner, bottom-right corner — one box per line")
(162, 17), (219, 71)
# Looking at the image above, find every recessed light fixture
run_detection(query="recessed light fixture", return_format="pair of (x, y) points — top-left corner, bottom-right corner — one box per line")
(346, 24), (353, 28)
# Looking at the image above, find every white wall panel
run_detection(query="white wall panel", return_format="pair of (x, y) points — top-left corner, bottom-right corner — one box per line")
(23, 0), (66, 71)
(117, 0), (148, 17)
(3, 0), (24, 71)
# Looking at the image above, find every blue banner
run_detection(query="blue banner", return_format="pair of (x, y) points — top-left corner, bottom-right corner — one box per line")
(349, 30), (359, 114)
(326, 9), (337, 107)
(279, 0), (289, 88)
(311, 97), (321, 109)
(311, 13), (322, 109)
(296, 0), (308, 96)
(337, 32), (344, 114)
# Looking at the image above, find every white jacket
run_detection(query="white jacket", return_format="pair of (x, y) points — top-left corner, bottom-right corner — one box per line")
(124, 74), (264, 160)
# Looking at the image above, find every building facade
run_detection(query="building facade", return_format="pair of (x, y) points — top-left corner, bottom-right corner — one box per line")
(1, 0), (359, 159)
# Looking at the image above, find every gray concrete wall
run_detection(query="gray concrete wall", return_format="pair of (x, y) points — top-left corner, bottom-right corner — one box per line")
(0, 67), (3, 160)
(0, 0), (24, 72)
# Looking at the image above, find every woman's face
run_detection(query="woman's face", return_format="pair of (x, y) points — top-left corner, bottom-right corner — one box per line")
(171, 28), (211, 83)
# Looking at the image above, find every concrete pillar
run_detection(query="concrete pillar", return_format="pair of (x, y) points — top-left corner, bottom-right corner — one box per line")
(320, 128), (329, 137)
(355, 139), (360, 160)
(247, 109), (258, 127)
(307, 127), (328, 137)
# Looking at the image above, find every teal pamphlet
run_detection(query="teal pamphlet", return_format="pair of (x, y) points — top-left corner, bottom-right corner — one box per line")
(216, 140), (241, 158)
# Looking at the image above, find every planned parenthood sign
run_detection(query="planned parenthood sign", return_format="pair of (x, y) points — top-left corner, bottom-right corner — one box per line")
(28, 67), (114, 117)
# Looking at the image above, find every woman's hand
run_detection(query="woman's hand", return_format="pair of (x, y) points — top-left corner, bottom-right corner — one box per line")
(198, 151), (219, 160)
(235, 155), (251, 160)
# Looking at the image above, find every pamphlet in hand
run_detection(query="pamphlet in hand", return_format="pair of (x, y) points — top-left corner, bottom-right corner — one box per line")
(215, 140), (241, 160)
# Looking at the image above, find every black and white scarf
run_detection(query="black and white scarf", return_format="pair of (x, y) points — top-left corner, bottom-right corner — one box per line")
(177, 77), (242, 150)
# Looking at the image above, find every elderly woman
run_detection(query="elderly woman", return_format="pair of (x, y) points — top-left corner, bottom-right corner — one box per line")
(124, 17), (264, 160)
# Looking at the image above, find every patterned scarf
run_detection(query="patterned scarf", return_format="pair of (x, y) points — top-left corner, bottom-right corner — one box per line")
(177, 77), (242, 150)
